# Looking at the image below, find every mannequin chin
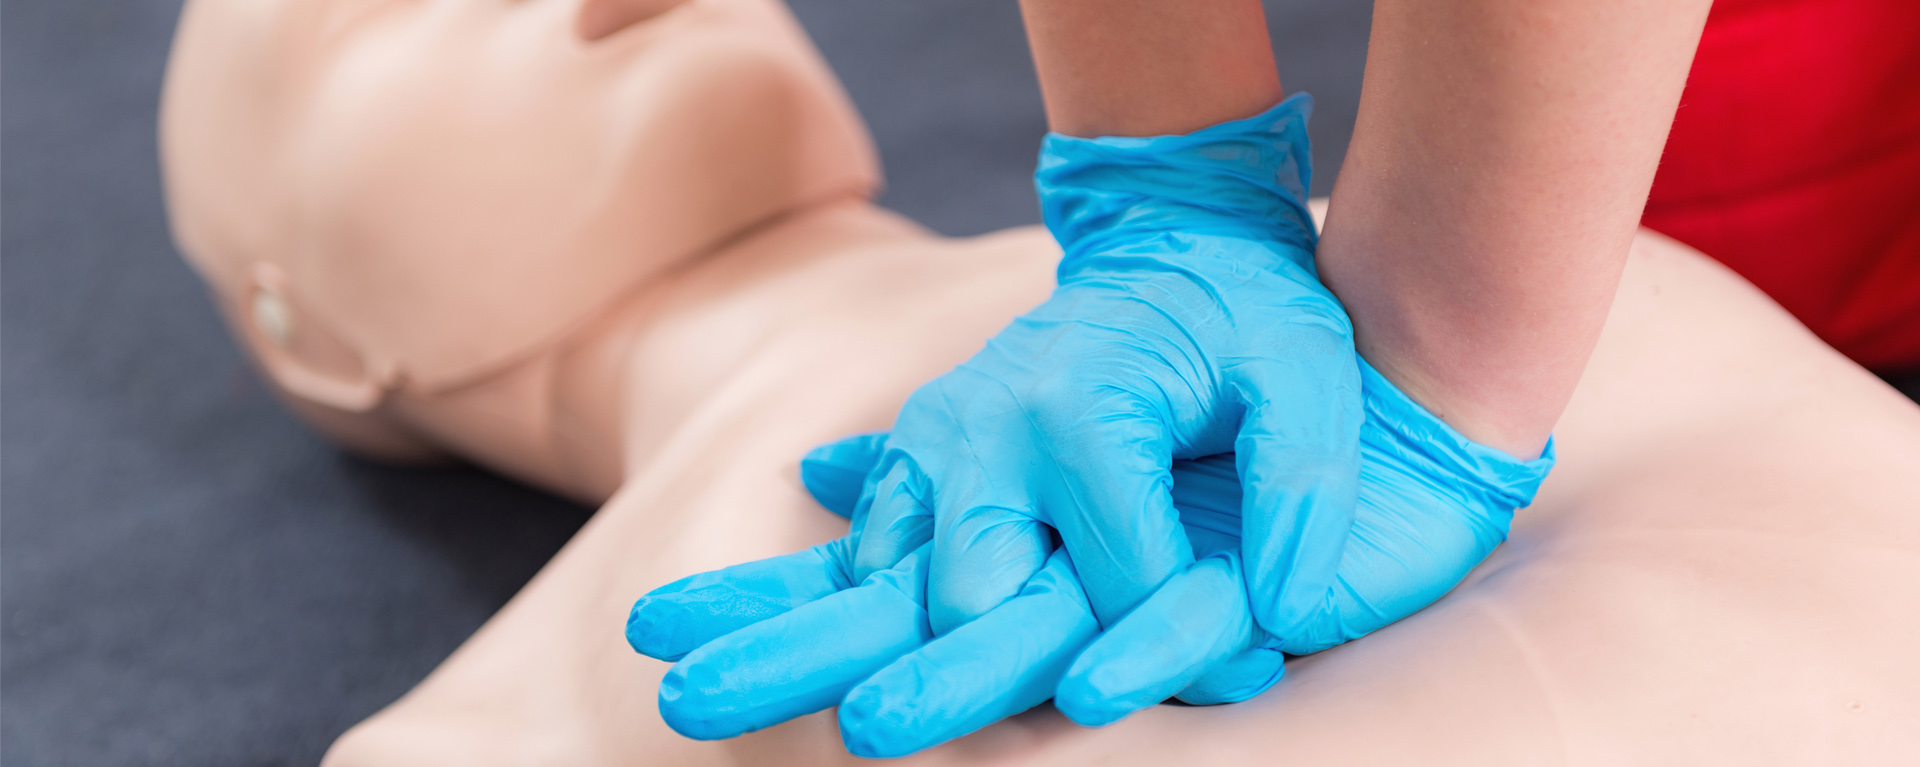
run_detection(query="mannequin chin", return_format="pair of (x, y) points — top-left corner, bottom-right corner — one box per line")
(159, 1), (1920, 764)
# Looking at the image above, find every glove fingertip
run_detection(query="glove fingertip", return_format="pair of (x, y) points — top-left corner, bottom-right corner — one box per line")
(837, 683), (918, 759)
(1051, 677), (1137, 728)
(626, 597), (692, 661)
(799, 432), (890, 518)
(1173, 647), (1285, 705)
(1054, 646), (1165, 728)
(657, 664), (733, 741)
(798, 462), (866, 519)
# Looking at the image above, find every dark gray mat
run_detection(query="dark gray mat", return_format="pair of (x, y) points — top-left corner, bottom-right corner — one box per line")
(0, 2), (1369, 764)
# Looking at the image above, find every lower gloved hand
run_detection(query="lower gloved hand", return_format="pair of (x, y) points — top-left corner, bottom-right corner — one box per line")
(626, 360), (1554, 757)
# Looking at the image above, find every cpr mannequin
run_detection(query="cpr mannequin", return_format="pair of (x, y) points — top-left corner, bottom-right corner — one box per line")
(159, 0), (1920, 763)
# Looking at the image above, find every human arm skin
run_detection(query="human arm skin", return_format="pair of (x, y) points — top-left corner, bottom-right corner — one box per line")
(1316, 0), (1713, 458)
(1015, 0), (1282, 138)
(1019, 0), (1714, 459)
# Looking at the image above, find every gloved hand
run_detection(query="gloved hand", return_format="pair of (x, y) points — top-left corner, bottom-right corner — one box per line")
(837, 93), (1361, 670)
(626, 360), (1555, 757)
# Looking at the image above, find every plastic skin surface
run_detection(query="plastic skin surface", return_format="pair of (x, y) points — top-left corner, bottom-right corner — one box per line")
(157, 0), (1920, 763)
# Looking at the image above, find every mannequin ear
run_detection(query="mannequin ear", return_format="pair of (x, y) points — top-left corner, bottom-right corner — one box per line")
(575, 0), (685, 42)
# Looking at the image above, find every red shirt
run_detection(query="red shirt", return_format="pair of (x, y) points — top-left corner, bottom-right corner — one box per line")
(1643, 0), (1920, 371)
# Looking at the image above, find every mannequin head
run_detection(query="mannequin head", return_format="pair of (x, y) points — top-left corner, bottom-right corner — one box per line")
(161, 0), (880, 406)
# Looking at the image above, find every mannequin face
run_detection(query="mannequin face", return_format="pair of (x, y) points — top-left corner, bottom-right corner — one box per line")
(161, 0), (880, 391)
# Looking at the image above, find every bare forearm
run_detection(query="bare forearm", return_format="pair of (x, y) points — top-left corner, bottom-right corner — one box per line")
(1017, 0), (1280, 137)
(1317, 0), (1712, 459)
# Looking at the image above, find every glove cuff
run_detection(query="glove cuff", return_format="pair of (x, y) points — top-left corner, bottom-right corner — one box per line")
(1035, 93), (1319, 272)
(1357, 358), (1557, 511)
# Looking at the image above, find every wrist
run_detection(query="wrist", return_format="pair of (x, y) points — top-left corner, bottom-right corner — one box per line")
(1357, 355), (1557, 500)
(1357, 340), (1556, 462)
(1035, 94), (1318, 263)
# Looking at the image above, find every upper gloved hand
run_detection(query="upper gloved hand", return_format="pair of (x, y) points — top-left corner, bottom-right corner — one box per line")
(841, 93), (1362, 662)
(626, 359), (1553, 757)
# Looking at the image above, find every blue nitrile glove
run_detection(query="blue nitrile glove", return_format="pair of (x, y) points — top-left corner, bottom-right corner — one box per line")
(844, 94), (1363, 662)
(625, 360), (1555, 757)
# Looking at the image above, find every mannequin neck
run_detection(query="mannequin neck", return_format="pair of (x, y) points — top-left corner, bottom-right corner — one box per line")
(428, 198), (937, 501)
